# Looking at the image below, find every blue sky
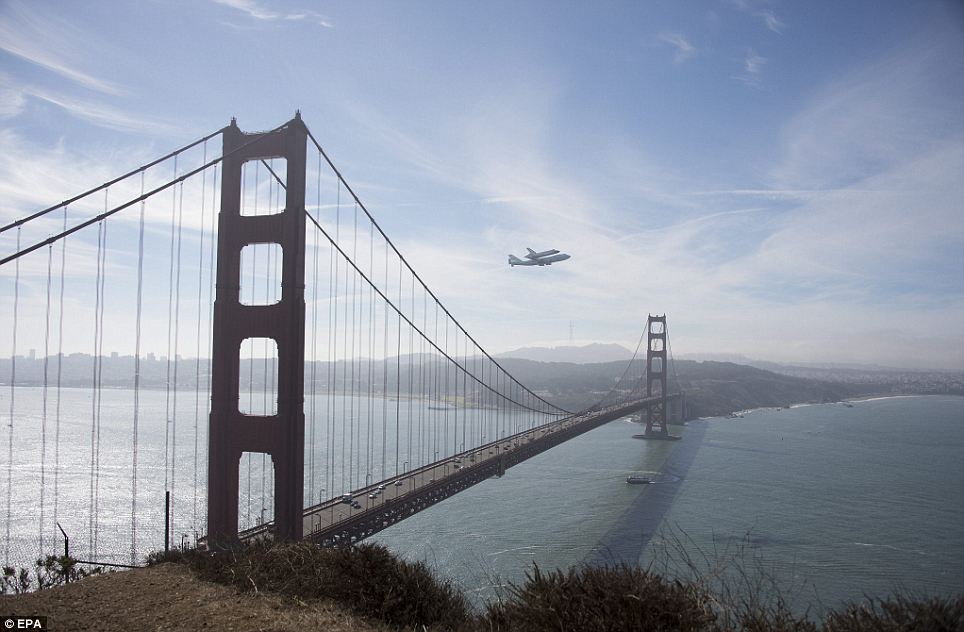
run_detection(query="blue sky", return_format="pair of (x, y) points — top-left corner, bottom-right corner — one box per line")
(1, 0), (963, 369)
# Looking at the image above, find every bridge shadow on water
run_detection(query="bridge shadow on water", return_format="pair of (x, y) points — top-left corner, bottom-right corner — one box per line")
(585, 420), (709, 567)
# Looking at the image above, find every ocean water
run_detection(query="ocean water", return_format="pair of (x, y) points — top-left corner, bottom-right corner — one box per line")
(0, 385), (529, 568)
(371, 395), (964, 614)
(2, 387), (962, 616)
(642, 396), (964, 614)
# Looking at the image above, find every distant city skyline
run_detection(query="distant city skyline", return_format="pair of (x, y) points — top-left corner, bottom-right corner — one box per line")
(1, 1), (962, 369)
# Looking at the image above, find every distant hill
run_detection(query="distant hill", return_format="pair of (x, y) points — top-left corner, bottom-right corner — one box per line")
(496, 358), (881, 416)
(498, 343), (634, 364)
(4, 353), (952, 419)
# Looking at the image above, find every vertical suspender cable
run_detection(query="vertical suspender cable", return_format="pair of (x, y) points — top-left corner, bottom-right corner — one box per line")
(480, 352), (485, 447)
(261, 166), (270, 522)
(453, 322), (459, 453)
(382, 238), (388, 479)
(342, 206), (351, 490)
(444, 316), (450, 455)
(93, 215), (108, 559)
(368, 224), (375, 481)
(349, 203), (358, 489)
(433, 301), (439, 460)
(131, 172), (146, 563)
(192, 142), (208, 535)
(327, 180), (339, 498)
(164, 157), (178, 498)
(39, 242), (53, 557)
(455, 332), (461, 451)
(419, 291), (426, 467)
(308, 154), (321, 504)
(205, 164), (218, 530)
(336, 187), (346, 493)
(269, 168), (279, 507)
(408, 274), (414, 469)
(5, 227), (21, 564)
(53, 209), (66, 551)
(89, 221), (103, 557)
(245, 166), (255, 525)
(170, 180), (186, 534)
(394, 261), (401, 476)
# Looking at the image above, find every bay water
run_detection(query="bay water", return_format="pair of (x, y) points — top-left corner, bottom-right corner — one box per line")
(2, 386), (962, 616)
(371, 395), (964, 615)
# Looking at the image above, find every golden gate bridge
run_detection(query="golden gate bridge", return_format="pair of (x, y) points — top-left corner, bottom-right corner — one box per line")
(0, 113), (681, 568)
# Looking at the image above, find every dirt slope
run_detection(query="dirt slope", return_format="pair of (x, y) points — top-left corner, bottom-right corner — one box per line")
(2, 563), (387, 632)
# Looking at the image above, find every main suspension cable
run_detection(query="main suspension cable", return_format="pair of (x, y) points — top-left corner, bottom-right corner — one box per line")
(304, 211), (564, 415)
(305, 129), (566, 415)
(0, 127), (225, 235)
(2, 122), (291, 268)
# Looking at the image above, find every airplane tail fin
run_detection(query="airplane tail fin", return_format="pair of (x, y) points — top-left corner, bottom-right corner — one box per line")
(508, 254), (524, 266)
(526, 247), (537, 257)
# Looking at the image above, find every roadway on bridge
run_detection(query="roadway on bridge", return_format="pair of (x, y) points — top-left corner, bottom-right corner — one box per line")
(236, 396), (677, 544)
(300, 421), (563, 537)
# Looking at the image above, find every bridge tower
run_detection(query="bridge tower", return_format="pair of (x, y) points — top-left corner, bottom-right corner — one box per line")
(207, 115), (308, 548)
(644, 314), (668, 436)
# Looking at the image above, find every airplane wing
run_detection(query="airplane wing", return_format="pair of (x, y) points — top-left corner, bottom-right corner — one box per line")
(509, 254), (537, 266)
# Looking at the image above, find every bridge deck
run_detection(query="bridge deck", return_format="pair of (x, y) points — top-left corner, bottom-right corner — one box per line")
(234, 394), (678, 546)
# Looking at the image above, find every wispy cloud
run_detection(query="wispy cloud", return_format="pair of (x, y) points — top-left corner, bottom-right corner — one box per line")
(212, 0), (333, 28)
(744, 48), (766, 74)
(726, 0), (785, 34)
(0, 75), (181, 137)
(0, 84), (25, 118)
(330, 31), (964, 368)
(759, 10), (784, 33)
(771, 36), (964, 190)
(658, 32), (697, 64)
(733, 48), (766, 85)
(0, 1), (122, 95)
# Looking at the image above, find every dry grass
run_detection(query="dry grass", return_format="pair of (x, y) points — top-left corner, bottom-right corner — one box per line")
(485, 562), (717, 632)
(6, 540), (962, 631)
(823, 594), (964, 632)
(161, 541), (471, 630)
(2, 562), (388, 632)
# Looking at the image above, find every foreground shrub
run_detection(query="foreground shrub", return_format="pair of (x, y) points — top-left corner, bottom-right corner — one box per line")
(151, 541), (963, 632)
(1, 555), (104, 594)
(733, 601), (818, 632)
(168, 540), (470, 630)
(485, 563), (716, 632)
(823, 593), (964, 632)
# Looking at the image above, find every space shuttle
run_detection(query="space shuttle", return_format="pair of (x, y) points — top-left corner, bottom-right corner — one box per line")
(508, 247), (571, 267)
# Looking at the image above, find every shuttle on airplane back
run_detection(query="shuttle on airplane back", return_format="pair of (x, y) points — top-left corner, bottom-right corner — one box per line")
(508, 248), (571, 267)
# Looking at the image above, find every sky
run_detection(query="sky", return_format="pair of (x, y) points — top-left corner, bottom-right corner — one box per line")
(1, 0), (963, 370)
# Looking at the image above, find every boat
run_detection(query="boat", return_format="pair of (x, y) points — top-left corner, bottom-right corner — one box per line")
(626, 475), (654, 485)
